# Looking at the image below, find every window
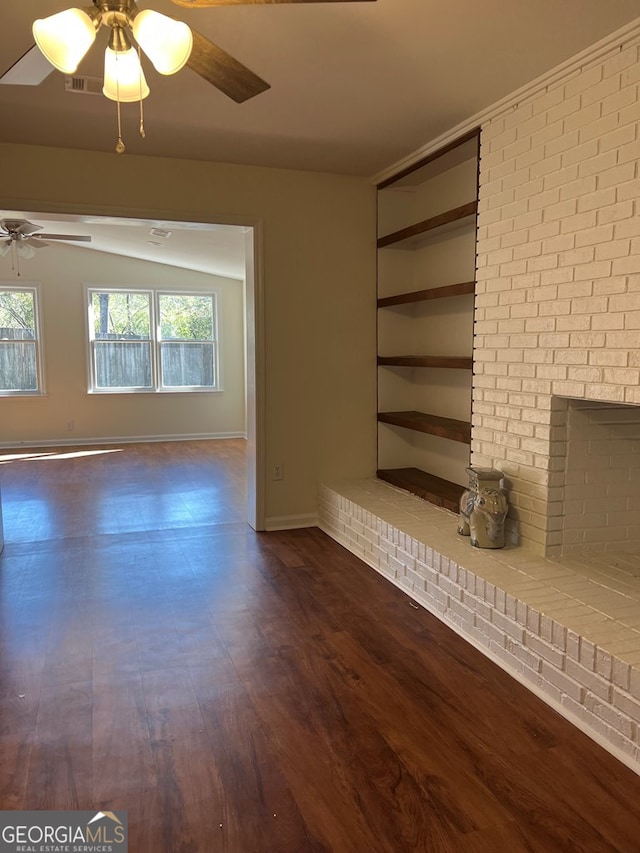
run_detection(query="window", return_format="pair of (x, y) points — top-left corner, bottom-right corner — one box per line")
(0, 285), (43, 395)
(87, 288), (218, 393)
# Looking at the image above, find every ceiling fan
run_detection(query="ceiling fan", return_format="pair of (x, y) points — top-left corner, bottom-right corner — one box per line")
(0, 0), (376, 108)
(0, 219), (91, 264)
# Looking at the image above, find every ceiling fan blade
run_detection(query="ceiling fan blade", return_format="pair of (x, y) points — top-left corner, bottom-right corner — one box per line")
(187, 29), (270, 103)
(173, 0), (375, 6)
(25, 238), (49, 249)
(0, 45), (54, 86)
(15, 222), (42, 237)
(36, 234), (92, 242)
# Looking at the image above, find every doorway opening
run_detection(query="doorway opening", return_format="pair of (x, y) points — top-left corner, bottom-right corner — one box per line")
(0, 207), (264, 530)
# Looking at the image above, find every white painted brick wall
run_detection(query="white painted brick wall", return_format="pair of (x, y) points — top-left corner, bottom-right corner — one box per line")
(475, 35), (640, 554)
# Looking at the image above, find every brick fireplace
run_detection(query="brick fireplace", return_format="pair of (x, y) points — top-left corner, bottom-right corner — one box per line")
(320, 25), (640, 774)
(473, 31), (640, 555)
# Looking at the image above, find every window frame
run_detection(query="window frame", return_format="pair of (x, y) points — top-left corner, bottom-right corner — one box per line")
(86, 286), (221, 395)
(0, 282), (45, 397)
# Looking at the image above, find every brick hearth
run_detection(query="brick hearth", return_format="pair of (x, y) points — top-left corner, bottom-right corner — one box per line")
(319, 479), (640, 774)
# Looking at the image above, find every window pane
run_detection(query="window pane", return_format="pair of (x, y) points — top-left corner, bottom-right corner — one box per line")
(92, 291), (151, 338)
(0, 290), (36, 337)
(0, 290), (39, 393)
(94, 341), (152, 388)
(161, 342), (215, 387)
(0, 342), (37, 391)
(159, 294), (214, 341)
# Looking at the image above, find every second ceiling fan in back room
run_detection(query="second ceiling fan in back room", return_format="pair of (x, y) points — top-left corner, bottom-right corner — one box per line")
(0, 218), (91, 275)
(0, 0), (376, 153)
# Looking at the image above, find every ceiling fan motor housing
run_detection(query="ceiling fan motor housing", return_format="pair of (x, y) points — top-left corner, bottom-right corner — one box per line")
(95, 0), (139, 22)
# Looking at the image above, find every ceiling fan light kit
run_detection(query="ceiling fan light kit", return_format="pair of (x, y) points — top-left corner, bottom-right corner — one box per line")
(11, 0), (376, 154)
(32, 3), (195, 152)
(1, 239), (37, 275)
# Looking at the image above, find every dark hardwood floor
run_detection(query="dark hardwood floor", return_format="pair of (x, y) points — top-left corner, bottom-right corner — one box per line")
(1, 439), (640, 852)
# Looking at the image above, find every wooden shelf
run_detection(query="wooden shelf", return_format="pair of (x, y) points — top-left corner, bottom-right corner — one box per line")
(376, 467), (465, 512)
(378, 355), (473, 370)
(378, 410), (471, 444)
(378, 281), (474, 309)
(377, 201), (478, 249)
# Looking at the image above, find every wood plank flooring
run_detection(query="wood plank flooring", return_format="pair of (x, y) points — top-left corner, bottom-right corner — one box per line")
(1, 439), (640, 851)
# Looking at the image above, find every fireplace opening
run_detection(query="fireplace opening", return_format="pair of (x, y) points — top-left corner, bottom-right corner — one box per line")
(556, 399), (640, 555)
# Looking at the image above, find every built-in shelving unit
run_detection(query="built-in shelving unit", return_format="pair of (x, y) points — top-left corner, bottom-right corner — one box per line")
(376, 129), (480, 508)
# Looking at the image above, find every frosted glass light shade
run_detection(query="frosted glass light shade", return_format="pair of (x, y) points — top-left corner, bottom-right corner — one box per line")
(0, 242), (10, 258)
(33, 8), (97, 74)
(103, 47), (150, 102)
(17, 244), (36, 260)
(132, 10), (192, 75)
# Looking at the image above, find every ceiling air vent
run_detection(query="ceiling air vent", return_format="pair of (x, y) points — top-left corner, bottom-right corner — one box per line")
(64, 75), (103, 96)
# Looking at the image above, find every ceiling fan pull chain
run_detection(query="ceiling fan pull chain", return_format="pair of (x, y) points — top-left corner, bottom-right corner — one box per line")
(11, 242), (21, 278)
(114, 50), (126, 155)
(115, 103), (126, 155)
(138, 45), (146, 139)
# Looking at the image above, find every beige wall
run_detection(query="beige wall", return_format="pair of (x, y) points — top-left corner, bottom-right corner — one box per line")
(0, 143), (378, 525)
(1, 242), (246, 443)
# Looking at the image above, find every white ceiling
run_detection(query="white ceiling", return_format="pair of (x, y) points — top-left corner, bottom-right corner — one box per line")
(1, 0), (639, 177)
(0, 211), (249, 279)
(1, 1), (638, 277)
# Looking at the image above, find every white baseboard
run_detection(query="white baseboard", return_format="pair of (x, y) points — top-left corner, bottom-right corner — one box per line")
(0, 432), (247, 450)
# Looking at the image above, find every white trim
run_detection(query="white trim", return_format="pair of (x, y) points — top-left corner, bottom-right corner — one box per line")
(265, 513), (319, 531)
(372, 17), (640, 186)
(0, 432), (246, 450)
(245, 223), (265, 532)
